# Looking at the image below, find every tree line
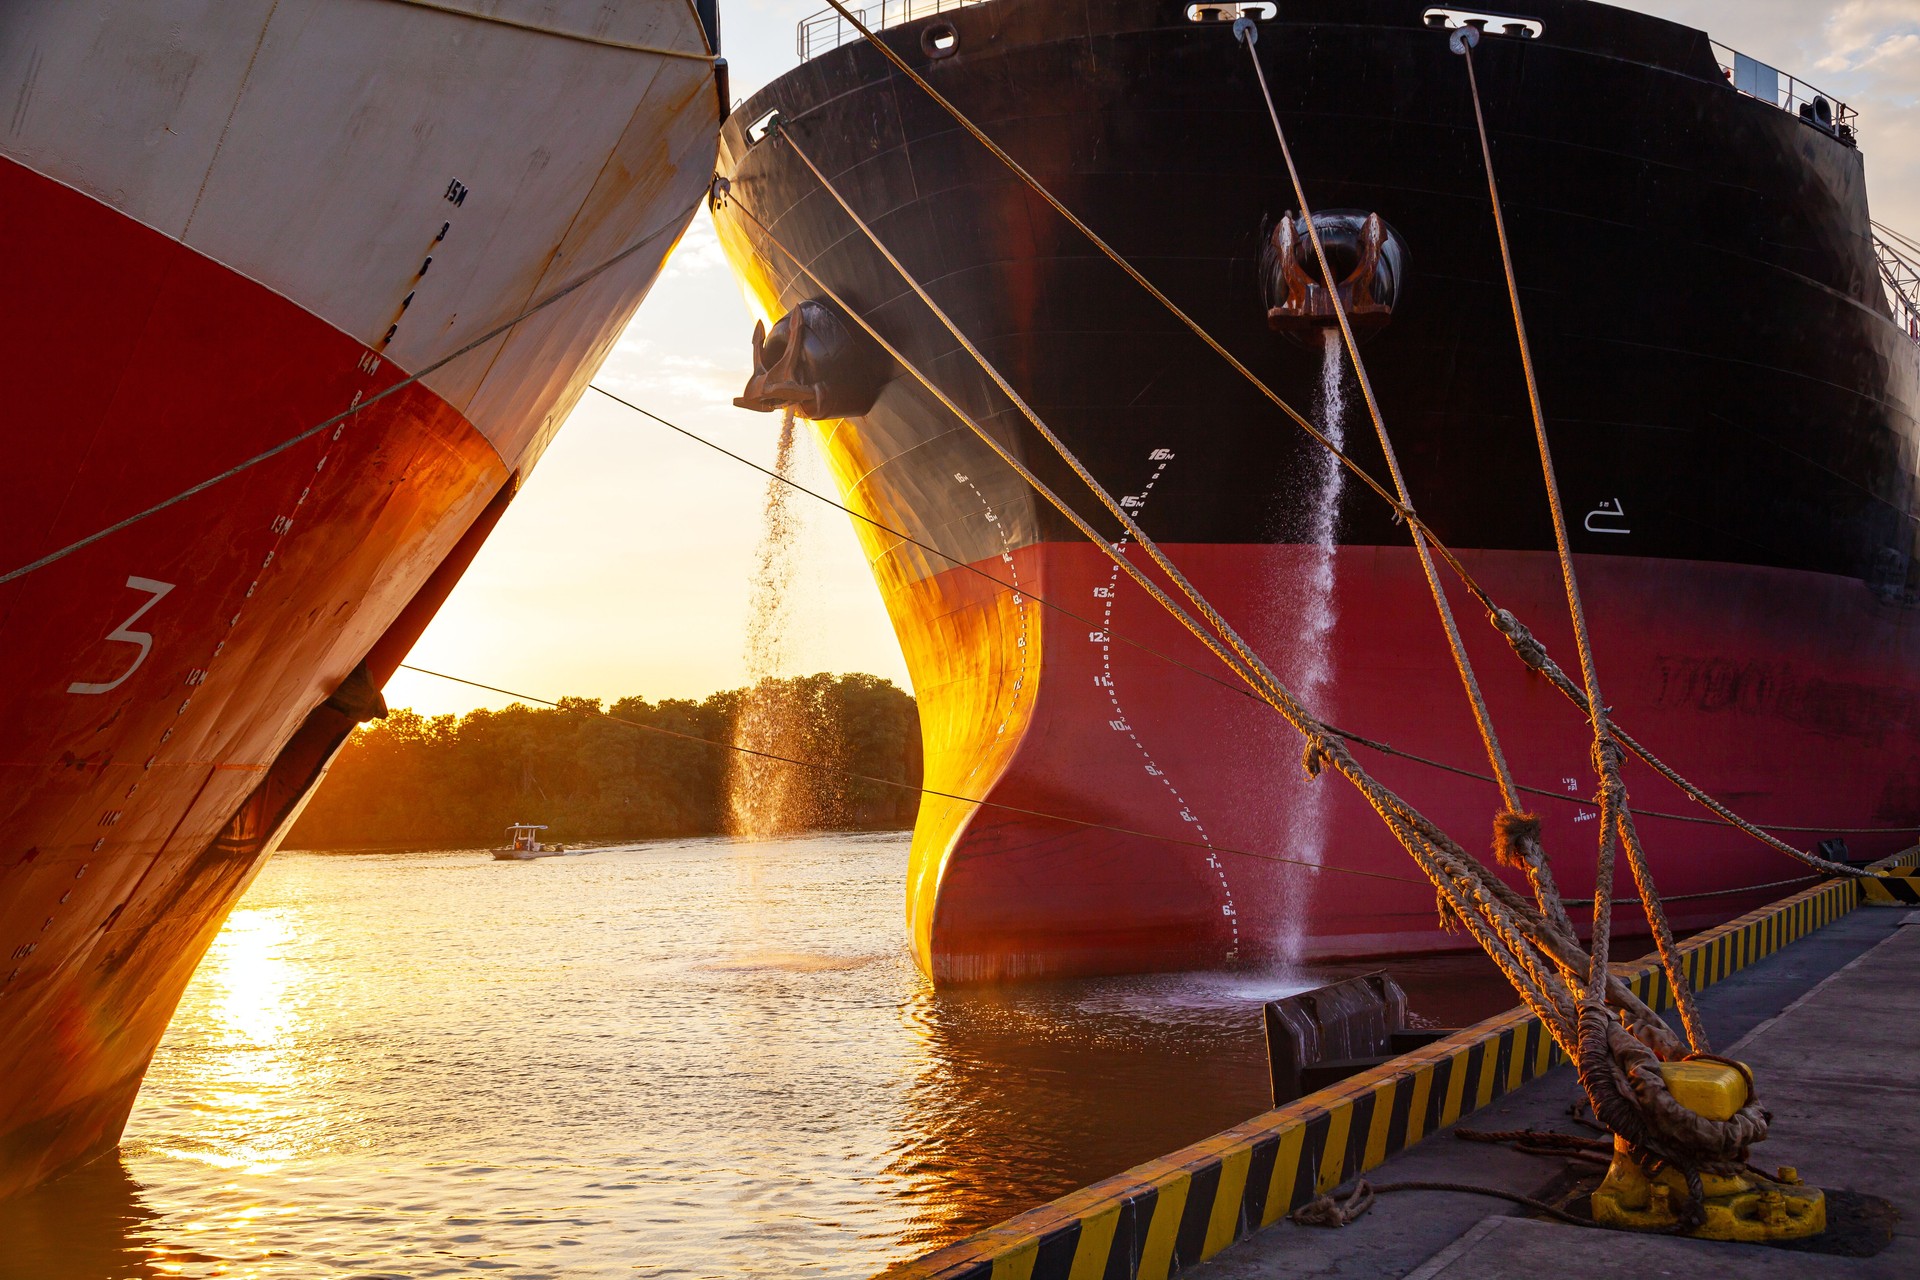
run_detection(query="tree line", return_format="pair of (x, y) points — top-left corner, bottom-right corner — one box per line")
(285, 673), (922, 850)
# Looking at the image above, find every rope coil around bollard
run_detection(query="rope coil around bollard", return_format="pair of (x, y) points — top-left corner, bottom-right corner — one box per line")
(1450, 26), (1790, 1223)
(1244, 19), (1761, 1208)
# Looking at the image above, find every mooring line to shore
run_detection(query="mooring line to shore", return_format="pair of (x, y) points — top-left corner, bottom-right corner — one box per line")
(755, 12), (1908, 1168)
(593, 388), (1915, 841)
(728, 159), (1874, 916)
(1240, 19), (1534, 853)
(395, 658), (1859, 909)
(798, 0), (1877, 888)
(0, 197), (705, 588)
(587, 386), (1261, 707)
(871, 869), (1902, 1280)
(393, 662), (1428, 885)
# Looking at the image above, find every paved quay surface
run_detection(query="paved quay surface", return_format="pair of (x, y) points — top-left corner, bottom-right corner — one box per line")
(1198, 908), (1918, 1279)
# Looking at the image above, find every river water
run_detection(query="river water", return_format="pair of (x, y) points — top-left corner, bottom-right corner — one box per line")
(0, 835), (1509, 1280)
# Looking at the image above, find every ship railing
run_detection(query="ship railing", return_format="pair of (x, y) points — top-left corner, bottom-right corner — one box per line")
(798, 0), (990, 61)
(1710, 41), (1857, 145)
(1875, 227), (1920, 346)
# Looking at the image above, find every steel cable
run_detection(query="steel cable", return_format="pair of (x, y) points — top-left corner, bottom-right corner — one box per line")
(394, 662), (1425, 885)
(0, 198), (705, 587)
(594, 386), (1904, 837)
(805, 0), (1875, 884)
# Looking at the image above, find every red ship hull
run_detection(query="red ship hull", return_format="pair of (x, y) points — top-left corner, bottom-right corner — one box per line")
(0, 155), (510, 1191)
(921, 542), (1920, 982)
(0, 0), (718, 1197)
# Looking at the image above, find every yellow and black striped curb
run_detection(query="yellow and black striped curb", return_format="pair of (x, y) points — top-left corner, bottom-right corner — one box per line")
(877, 874), (1873, 1280)
(1862, 843), (1920, 903)
(1863, 874), (1920, 905)
(1869, 844), (1920, 874)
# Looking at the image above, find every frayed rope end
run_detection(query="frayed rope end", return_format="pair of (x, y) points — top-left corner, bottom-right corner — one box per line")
(1493, 810), (1543, 870)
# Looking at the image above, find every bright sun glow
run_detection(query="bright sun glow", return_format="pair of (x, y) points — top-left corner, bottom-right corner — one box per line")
(159, 907), (309, 1174)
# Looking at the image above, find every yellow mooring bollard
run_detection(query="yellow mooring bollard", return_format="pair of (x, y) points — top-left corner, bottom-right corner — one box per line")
(1590, 1060), (1827, 1241)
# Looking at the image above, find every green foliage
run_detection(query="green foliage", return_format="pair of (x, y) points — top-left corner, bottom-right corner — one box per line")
(285, 674), (921, 850)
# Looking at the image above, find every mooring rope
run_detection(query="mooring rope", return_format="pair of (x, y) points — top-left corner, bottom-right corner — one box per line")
(783, 3), (1867, 1125)
(0, 198), (705, 587)
(724, 169), (1667, 1058)
(1495, 610), (1869, 872)
(1236, 19), (1574, 946)
(723, 190), (1342, 756)
(589, 388), (1853, 912)
(1452, 31), (1775, 1219)
(725, 48), (1892, 1161)
(804, 0), (1869, 887)
(759, 24), (1680, 1041)
(806, 0), (1426, 535)
(1238, 22), (1814, 1137)
(1453, 27), (1708, 1056)
(601, 387), (1906, 847)
(1560, 874), (1818, 908)
(589, 384), (1286, 703)
(1290, 1177), (1604, 1230)
(771, 127), (1333, 767)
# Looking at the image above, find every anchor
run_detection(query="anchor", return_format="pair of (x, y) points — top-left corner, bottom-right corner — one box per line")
(1261, 209), (1408, 344)
(734, 299), (884, 420)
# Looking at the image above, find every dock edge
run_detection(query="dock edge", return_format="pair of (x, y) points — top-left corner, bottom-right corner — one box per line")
(878, 848), (1920, 1280)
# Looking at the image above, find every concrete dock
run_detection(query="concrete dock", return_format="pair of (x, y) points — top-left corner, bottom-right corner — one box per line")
(1199, 909), (1918, 1279)
(879, 874), (1919, 1280)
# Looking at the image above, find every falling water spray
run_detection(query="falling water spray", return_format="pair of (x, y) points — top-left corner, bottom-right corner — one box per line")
(726, 409), (834, 837)
(1274, 329), (1350, 962)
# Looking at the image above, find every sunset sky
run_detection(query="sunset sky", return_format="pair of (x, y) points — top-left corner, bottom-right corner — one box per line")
(383, 0), (1920, 718)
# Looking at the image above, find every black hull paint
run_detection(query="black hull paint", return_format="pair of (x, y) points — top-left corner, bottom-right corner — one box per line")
(712, 0), (1920, 980)
(720, 0), (1919, 585)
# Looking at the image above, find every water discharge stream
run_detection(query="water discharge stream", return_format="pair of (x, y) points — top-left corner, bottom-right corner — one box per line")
(726, 409), (834, 836)
(1274, 330), (1350, 962)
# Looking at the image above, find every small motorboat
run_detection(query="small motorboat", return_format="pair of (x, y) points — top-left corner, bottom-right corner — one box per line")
(493, 823), (567, 860)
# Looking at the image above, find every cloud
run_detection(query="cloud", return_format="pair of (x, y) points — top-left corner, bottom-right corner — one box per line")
(663, 213), (729, 279)
(1816, 0), (1920, 72)
(1824, 0), (1920, 46)
(598, 342), (746, 405)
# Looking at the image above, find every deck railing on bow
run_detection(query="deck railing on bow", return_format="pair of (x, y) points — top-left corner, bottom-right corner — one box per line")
(797, 0), (988, 61)
(1710, 40), (1857, 144)
(1876, 227), (1920, 346)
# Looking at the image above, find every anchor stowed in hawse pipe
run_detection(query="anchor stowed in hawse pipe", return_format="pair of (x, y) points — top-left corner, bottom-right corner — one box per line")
(733, 298), (886, 420)
(1261, 209), (1409, 342)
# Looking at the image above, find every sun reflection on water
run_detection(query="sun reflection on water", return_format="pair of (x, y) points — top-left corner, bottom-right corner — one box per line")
(150, 906), (311, 1175)
(2, 840), (1514, 1280)
(212, 910), (299, 1049)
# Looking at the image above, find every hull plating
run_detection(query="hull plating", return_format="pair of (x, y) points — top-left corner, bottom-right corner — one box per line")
(0, 0), (716, 1196)
(713, 0), (1920, 982)
(924, 542), (1920, 981)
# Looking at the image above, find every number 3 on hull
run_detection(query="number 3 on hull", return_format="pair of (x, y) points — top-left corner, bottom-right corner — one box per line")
(68, 576), (175, 695)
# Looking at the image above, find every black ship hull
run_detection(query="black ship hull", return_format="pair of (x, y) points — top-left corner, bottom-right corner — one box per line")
(714, 0), (1920, 981)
